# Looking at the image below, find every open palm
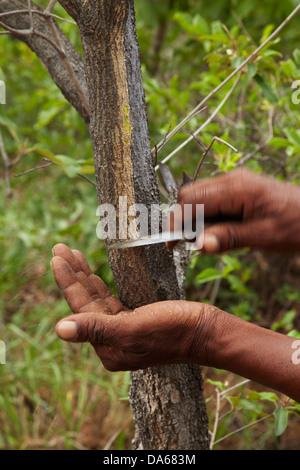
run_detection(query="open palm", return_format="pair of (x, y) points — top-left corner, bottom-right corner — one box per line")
(51, 243), (128, 317)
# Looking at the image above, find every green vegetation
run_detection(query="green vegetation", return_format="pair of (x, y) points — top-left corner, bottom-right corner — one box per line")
(1, 0), (300, 450)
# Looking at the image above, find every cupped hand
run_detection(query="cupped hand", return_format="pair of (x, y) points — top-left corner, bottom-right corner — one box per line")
(167, 168), (300, 254)
(51, 244), (216, 371)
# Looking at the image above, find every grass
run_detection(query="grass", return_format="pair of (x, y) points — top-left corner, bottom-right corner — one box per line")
(0, 290), (133, 450)
(0, 167), (133, 450)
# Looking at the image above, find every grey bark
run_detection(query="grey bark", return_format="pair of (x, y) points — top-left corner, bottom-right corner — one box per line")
(0, 0), (210, 450)
(74, 0), (209, 450)
(0, 0), (90, 124)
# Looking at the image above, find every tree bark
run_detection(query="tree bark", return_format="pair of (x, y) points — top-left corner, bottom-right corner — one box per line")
(0, 0), (210, 449)
(0, 0), (90, 124)
(74, 0), (209, 450)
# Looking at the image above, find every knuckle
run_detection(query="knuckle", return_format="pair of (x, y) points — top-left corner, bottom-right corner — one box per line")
(224, 226), (240, 250)
(83, 316), (103, 343)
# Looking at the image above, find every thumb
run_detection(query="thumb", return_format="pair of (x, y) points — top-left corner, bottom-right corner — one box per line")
(55, 312), (116, 344)
(199, 220), (268, 253)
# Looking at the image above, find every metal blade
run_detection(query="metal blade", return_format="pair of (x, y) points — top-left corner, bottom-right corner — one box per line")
(109, 232), (184, 249)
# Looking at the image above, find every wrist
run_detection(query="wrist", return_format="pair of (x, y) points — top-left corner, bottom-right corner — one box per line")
(188, 303), (225, 367)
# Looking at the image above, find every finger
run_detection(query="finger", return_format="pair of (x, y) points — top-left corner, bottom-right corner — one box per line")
(51, 255), (97, 298)
(66, 247), (121, 308)
(178, 168), (257, 220)
(72, 249), (93, 276)
(51, 256), (108, 313)
(88, 274), (128, 313)
(55, 312), (121, 344)
(52, 243), (82, 273)
(199, 219), (274, 253)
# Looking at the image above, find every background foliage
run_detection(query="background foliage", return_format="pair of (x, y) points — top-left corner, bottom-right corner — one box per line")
(0, 0), (300, 450)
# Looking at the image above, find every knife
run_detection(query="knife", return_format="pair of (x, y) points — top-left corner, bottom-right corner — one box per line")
(109, 231), (188, 249)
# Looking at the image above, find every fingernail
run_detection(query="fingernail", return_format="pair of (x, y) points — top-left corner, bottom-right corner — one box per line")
(57, 321), (77, 340)
(203, 234), (219, 253)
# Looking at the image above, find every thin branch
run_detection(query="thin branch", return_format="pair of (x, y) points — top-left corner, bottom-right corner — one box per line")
(209, 259), (224, 305)
(45, 0), (58, 14)
(231, 10), (257, 46)
(0, 6), (89, 117)
(192, 136), (238, 182)
(77, 173), (96, 187)
(155, 72), (241, 171)
(0, 19), (65, 56)
(0, 9), (76, 25)
(27, 0), (33, 30)
(212, 413), (273, 447)
(14, 158), (97, 187)
(14, 161), (54, 176)
(209, 387), (221, 450)
(219, 379), (251, 397)
(153, 3), (300, 155)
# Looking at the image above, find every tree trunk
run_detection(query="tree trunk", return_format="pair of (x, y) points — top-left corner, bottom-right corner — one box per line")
(0, 0), (210, 450)
(74, 0), (209, 450)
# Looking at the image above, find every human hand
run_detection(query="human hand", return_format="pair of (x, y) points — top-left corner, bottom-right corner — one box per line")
(50, 244), (218, 371)
(167, 168), (300, 254)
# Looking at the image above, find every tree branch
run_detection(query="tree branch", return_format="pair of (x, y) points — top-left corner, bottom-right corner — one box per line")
(57, 0), (82, 22)
(154, 3), (300, 156)
(0, 0), (89, 124)
(0, 9), (77, 25)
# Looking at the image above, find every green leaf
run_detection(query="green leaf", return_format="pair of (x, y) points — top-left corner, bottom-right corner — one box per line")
(287, 329), (300, 339)
(222, 254), (242, 271)
(232, 57), (245, 69)
(254, 74), (278, 103)
(284, 128), (300, 147)
(247, 390), (279, 403)
(293, 48), (300, 66)
(54, 154), (81, 177)
(196, 267), (222, 284)
(35, 104), (65, 129)
(271, 309), (297, 332)
(269, 137), (289, 148)
(78, 164), (95, 175)
(247, 62), (257, 78)
(274, 408), (288, 436)
(227, 396), (241, 407)
(280, 59), (297, 78)
(173, 11), (209, 37)
(260, 24), (275, 44)
(206, 379), (226, 390)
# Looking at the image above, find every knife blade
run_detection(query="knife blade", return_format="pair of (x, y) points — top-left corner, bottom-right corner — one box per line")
(109, 231), (186, 249)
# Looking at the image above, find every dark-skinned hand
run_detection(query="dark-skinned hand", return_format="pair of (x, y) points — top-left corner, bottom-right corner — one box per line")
(51, 243), (218, 371)
(167, 168), (300, 254)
